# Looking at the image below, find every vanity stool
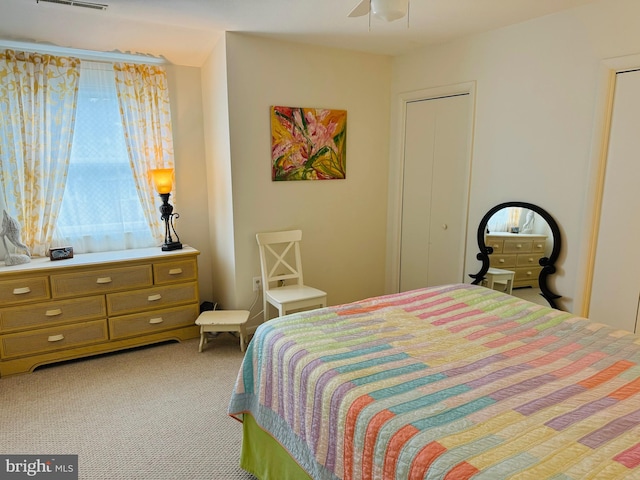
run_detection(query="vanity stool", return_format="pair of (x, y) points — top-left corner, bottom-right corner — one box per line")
(195, 310), (250, 352)
(483, 267), (515, 295)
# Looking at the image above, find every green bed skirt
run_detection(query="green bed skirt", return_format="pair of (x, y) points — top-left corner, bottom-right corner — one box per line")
(240, 413), (312, 480)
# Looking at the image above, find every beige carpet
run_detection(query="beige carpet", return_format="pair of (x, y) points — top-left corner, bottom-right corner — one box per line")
(0, 334), (256, 480)
(512, 286), (546, 305)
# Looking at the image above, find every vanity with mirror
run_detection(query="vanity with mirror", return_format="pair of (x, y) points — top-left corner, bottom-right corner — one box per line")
(470, 202), (562, 309)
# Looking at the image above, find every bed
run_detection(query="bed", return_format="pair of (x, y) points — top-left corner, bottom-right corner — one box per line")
(228, 283), (640, 479)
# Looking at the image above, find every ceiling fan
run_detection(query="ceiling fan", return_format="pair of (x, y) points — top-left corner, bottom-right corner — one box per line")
(348, 0), (410, 22)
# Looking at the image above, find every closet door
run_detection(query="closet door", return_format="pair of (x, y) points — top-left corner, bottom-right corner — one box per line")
(399, 94), (471, 291)
(589, 70), (640, 332)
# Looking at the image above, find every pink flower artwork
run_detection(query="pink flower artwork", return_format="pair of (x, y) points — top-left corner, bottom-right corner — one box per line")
(271, 106), (347, 181)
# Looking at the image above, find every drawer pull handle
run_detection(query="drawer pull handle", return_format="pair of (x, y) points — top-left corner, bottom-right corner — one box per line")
(148, 294), (162, 302)
(48, 334), (65, 342)
(499, 259), (505, 263)
(96, 277), (112, 284)
(528, 258), (534, 263)
(516, 244), (523, 248)
(169, 268), (183, 275)
(149, 317), (164, 324)
(527, 271), (533, 276)
(45, 308), (63, 317)
(13, 286), (31, 295)
(536, 244), (543, 248)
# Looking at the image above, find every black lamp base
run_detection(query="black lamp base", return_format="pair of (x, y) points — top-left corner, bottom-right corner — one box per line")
(161, 241), (183, 251)
(157, 192), (182, 252)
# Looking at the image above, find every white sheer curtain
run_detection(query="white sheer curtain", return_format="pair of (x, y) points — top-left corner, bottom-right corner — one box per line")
(54, 61), (156, 252)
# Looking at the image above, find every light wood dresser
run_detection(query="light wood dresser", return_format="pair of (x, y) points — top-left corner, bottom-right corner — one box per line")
(0, 246), (200, 376)
(485, 233), (547, 288)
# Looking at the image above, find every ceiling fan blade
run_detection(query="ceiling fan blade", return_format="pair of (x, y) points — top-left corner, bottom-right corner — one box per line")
(348, 0), (370, 17)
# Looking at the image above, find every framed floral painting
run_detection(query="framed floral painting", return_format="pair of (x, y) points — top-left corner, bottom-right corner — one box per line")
(270, 106), (347, 181)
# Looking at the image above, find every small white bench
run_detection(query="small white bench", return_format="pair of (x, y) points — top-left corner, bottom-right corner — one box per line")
(195, 310), (250, 352)
(483, 267), (515, 295)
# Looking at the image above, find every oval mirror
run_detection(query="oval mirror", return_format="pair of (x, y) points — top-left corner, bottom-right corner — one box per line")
(470, 202), (562, 309)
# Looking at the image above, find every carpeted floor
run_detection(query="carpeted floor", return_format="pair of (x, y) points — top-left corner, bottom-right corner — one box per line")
(0, 334), (256, 480)
(512, 286), (545, 305)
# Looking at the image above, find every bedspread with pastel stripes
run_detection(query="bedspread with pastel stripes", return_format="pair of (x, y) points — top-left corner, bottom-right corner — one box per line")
(228, 283), (640, 479)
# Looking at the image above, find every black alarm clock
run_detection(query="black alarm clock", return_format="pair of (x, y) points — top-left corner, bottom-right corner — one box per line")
(49, 246), (74, 261)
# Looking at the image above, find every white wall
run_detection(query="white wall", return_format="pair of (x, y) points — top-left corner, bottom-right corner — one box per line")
(201, 33), (392, 328)
(165, 64), (213, 305)
(200, 35), (237, 311)
(388, 0), (640, 313)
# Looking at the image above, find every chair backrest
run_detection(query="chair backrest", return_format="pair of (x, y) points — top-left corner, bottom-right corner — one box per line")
(256, 230), (305, 290)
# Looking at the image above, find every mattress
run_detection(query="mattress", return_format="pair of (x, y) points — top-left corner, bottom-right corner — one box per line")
(228, 283), (640, 479)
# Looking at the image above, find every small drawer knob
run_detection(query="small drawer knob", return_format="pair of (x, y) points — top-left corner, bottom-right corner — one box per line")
(169, 268), (183, 275)
(148, 294), (162, 302)
(13, 286), (31, 295)
(45, 308), (63, 317)
(48, 334), (65, 342)
(96, 277), (112, 284)
(499, 259), (505, 263)
(149, 317), (164, 324)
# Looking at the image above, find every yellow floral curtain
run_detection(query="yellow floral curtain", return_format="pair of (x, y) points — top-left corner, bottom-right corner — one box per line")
(0, 50), (80, 256)
(507, 207), (522, 231)
(113, 63), (175, 245)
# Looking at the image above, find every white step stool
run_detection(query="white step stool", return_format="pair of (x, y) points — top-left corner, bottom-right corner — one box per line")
(483, 267), (515, 294)
(195, 310), (250, 352)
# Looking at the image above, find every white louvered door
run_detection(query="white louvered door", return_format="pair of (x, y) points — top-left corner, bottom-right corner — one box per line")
(399, 94), (472, 292)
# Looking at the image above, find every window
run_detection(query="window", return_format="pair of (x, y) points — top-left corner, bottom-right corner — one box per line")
(487, 207), (522, 233)
(1, 49), (172, 257)
(55, 61), (155, 252)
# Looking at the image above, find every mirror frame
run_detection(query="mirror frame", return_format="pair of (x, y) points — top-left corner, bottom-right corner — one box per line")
(469, 201), (562, 309)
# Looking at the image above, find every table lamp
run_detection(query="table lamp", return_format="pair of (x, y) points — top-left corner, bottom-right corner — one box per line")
(150, 168), (182, 251)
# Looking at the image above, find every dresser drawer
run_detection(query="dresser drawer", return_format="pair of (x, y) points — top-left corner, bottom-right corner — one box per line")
(0, 296), (106, 333)
(153, 258), (198, 285)
(531, 238), (546, 253)
(489, 254), (516, 268)
(51, 265), (153, 298)
(0, 319), (108, 359)
(106, 282), (198, 316)
(485, 237), (504, 254)
(0, 276), (50, 306)
(503, 239), (533, 254)
(516, 254), (544, 267)
(515, 266), (542, 282)
(109, 303), (199, 340)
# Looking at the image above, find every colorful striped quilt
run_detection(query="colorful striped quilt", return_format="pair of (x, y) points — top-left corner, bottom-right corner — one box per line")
(228, 283), (640, 479)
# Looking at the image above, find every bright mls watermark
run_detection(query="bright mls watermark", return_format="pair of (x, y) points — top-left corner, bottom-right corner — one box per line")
(0, 456), (77, 479)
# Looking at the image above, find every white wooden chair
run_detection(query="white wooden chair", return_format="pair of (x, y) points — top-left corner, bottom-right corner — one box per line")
(256, 230), (327, 322)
